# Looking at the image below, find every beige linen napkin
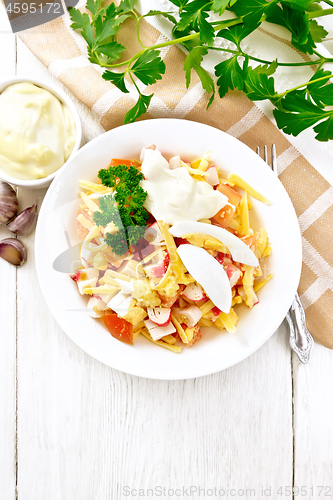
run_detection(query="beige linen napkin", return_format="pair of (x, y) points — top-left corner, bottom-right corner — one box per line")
(18, 10), (333, 348)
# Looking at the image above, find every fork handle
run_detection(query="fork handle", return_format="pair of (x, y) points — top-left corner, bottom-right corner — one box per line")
(286, 293), (313, 363)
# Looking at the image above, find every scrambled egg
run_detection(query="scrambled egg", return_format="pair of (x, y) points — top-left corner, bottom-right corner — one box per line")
(159, 275), (179, 298)
(132, 279), (161, 307)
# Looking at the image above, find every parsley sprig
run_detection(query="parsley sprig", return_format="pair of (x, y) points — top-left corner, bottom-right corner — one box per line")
(69, 0), (333, 141)
(93, 164), (149, 255)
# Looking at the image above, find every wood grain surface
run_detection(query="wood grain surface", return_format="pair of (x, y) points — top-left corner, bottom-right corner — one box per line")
(0, 5), (333, 499)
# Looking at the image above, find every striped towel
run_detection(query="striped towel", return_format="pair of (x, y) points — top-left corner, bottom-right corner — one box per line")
(17, 0), (333, 348)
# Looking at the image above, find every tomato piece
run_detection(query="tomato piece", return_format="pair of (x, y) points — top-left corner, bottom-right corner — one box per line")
(242, 234), (259, 250)
(211, 306), (221, 317)
(211, 184), (242, 228)
(102, 314), (133, 345)
(175, 237), (190, 246)
(110, 159), (135, 168)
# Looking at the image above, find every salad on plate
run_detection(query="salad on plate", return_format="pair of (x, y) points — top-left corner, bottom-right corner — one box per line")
(69, 146), (273, 353)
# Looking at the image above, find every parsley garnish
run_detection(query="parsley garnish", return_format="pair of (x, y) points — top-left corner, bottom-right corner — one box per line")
(69, 0), (333, 141)
(93, 164), (149, 255)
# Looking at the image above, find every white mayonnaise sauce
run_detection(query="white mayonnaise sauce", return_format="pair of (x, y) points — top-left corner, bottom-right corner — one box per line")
(0, 82), (76, 180)
(140, 149), (228, 225)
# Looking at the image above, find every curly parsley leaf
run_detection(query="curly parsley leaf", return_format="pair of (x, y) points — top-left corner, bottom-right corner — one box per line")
(104, 231), (129, 256)
(103, 70), (129, 93)
(184, 47), (215, 107)
(215, 55), (244, 98)
(93, 194), (122, 228)
(177, 0), (215, 45)
(243, 61), (278, 101)
(98, 164), (144, 189)
(127, 225), (148, 247)
(131, 50), (166, 85)
(124, 93), (153, 124)
(95, 164), (149, 254)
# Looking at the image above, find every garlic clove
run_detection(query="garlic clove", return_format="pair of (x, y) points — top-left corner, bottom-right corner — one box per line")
(7, 202), (38, 236)
(0, 180), (18, 224)
(0, 238), (27, 266)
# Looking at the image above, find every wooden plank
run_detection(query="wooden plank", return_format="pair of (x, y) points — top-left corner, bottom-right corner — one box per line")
(0, 6), (17, 500)
(293, 345), (333, 497)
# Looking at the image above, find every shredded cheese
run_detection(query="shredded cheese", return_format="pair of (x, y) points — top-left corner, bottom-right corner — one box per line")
(157, 221), (192, 285)
(198, 318), (214, 327)
(254, 273), (274, 293)
(243, 266), (255, 287)
(77, 214), (94, 230)
(80, 192), (100, 212)
(79, 180), (112, 193)
(239, 191), (250, 237)
(140, 247), (166, 265)
(162, 334), (177, 345)
(105, 269), (132, 282)
(171, 314), (189, 344)
(181, 160), (206, 176)
(215, 311), (237, 333)
(140, 329), (182, 353)
(200, 300), (215, 316)
(83, 285), (119, 296)
(227, 174), (271, 205)
(256, 228), (268, 259)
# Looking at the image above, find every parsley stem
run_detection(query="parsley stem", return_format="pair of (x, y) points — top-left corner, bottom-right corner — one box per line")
(308, 8), (333, 18)
(276, 75), (332, 98)
(99, 17), (244, 69)
(211, 18), (243, 29)
(207, 47), (331, 67)
(99, 33), (201, 68)
(323, 0), (333, 6)
(136, 18), (146, 49)
(129, 71), (140, 93)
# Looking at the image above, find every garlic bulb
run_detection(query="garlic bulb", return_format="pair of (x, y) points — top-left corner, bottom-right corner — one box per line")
(7, 202), (38, 236)
(0, 180), (18, 224)
(0, 238), (27, 266)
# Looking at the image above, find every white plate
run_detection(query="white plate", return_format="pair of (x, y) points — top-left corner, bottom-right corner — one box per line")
(35, 119), (302, 380)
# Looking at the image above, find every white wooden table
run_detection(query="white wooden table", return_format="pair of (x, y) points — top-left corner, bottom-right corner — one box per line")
(1, 7), (333, 500)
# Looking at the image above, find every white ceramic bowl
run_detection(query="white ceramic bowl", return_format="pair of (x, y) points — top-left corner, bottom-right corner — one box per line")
(35, 119), (302, 380)
(0, 76), (82, 189)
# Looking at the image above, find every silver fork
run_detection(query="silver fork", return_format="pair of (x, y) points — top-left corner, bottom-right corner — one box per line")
(257, 144), (314, 363)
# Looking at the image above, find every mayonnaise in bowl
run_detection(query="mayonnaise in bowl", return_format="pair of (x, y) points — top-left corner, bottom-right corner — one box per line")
(0, 82), (76, 181)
